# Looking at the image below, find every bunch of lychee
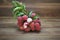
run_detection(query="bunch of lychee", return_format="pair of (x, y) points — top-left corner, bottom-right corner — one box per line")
(17, 13), (41, 32)
(12, 1), (41, 32)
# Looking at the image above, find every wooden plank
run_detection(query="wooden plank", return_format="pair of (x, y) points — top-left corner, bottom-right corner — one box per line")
(0, 16), (60, 19)
(17, 0), (60, 3)
(0, 0), (60, 4)
(0, 35), (60, 40)
(0, 18), (60, 28)
(0, 3), (60, 17)
(0, 7), (60, 17)
(0, 28), (60, 40)
(0, 28), (60, 36)
(0, 3), (60, 8)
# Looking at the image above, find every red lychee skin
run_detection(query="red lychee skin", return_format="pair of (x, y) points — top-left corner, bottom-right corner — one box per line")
(19, 27), (24, 31)
(35, 23), (41, 31)
(29, 22), (35, 31)
(22, 15), (28, 21)
(17, 17), (23, 27)
(34, 19), (40, 23)
(31, 13), (36, 17)
(34, 19), (41, 26)
(18, 21), (22, 26)
(18, 17), (22, 22)
(24, 27), (30, 32)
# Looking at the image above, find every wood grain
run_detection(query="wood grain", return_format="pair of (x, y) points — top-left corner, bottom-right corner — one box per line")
(0, 17), (60, 40)
(0, 28), (60, 36)
(0, 0), (60, 40)
(0, 0), (60, 4)
(0, 18), (60, 28)
(0, 3), (60, 17)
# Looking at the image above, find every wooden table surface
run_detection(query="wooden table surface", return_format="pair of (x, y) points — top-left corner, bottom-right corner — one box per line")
(0, 17), (60, 40)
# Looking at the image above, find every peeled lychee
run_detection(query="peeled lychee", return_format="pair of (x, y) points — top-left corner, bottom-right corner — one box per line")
(27, 18), (32, 23)
(22, 15), (28, 21)
(23, 22), (28, 29)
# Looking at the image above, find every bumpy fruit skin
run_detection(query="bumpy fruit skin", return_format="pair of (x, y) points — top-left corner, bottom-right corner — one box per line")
(29, 22), (35, 31)
(17, 17), (23, 27)
(34, 19), (40, 23)
(24, 27), (30, 32)
(18, 23), (23, 27)
(35, 23), (41, 31)
(22, 15), (28, 21)
(31, 13), (36, 17)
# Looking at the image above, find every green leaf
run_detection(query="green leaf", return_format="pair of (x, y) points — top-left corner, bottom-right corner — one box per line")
(28, 11), (32, 17)
(15, 1), (22, 7)
(22, 10), (27, 15)
(12, 1), (26, 15)
(13, 7), (23, 13)
(15, 1), (26, 10)
(12, 1), (18, 7)
(13, 11), (19, 18)
(17, 12), (24, 16)
(32, 16), (38, 20)
(22, 4), (26, 10)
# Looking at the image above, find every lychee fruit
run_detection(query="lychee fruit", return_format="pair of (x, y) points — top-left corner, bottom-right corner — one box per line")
(18, 16), (22, 22)
(19, 27), (24, 31)
(24, 27), (30, 32)
(34, 19), (40, 23)
(27, 18), (32, 23)
(22, 15), (28, 21)
(18, 22), (23, 27)
(23, 22), (28, 29)
(31, 13), (36, 17)
(17, 17), (23, 26)
(35, 23), (41, 31)
(29, 22), (35, 31)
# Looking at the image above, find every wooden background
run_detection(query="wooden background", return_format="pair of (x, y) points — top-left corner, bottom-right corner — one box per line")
(0, 0), (60, 17)
(0, 0), (60, 40)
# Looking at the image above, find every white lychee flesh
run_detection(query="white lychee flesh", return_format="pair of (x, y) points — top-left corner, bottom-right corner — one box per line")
(27, 18), (32, 23)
